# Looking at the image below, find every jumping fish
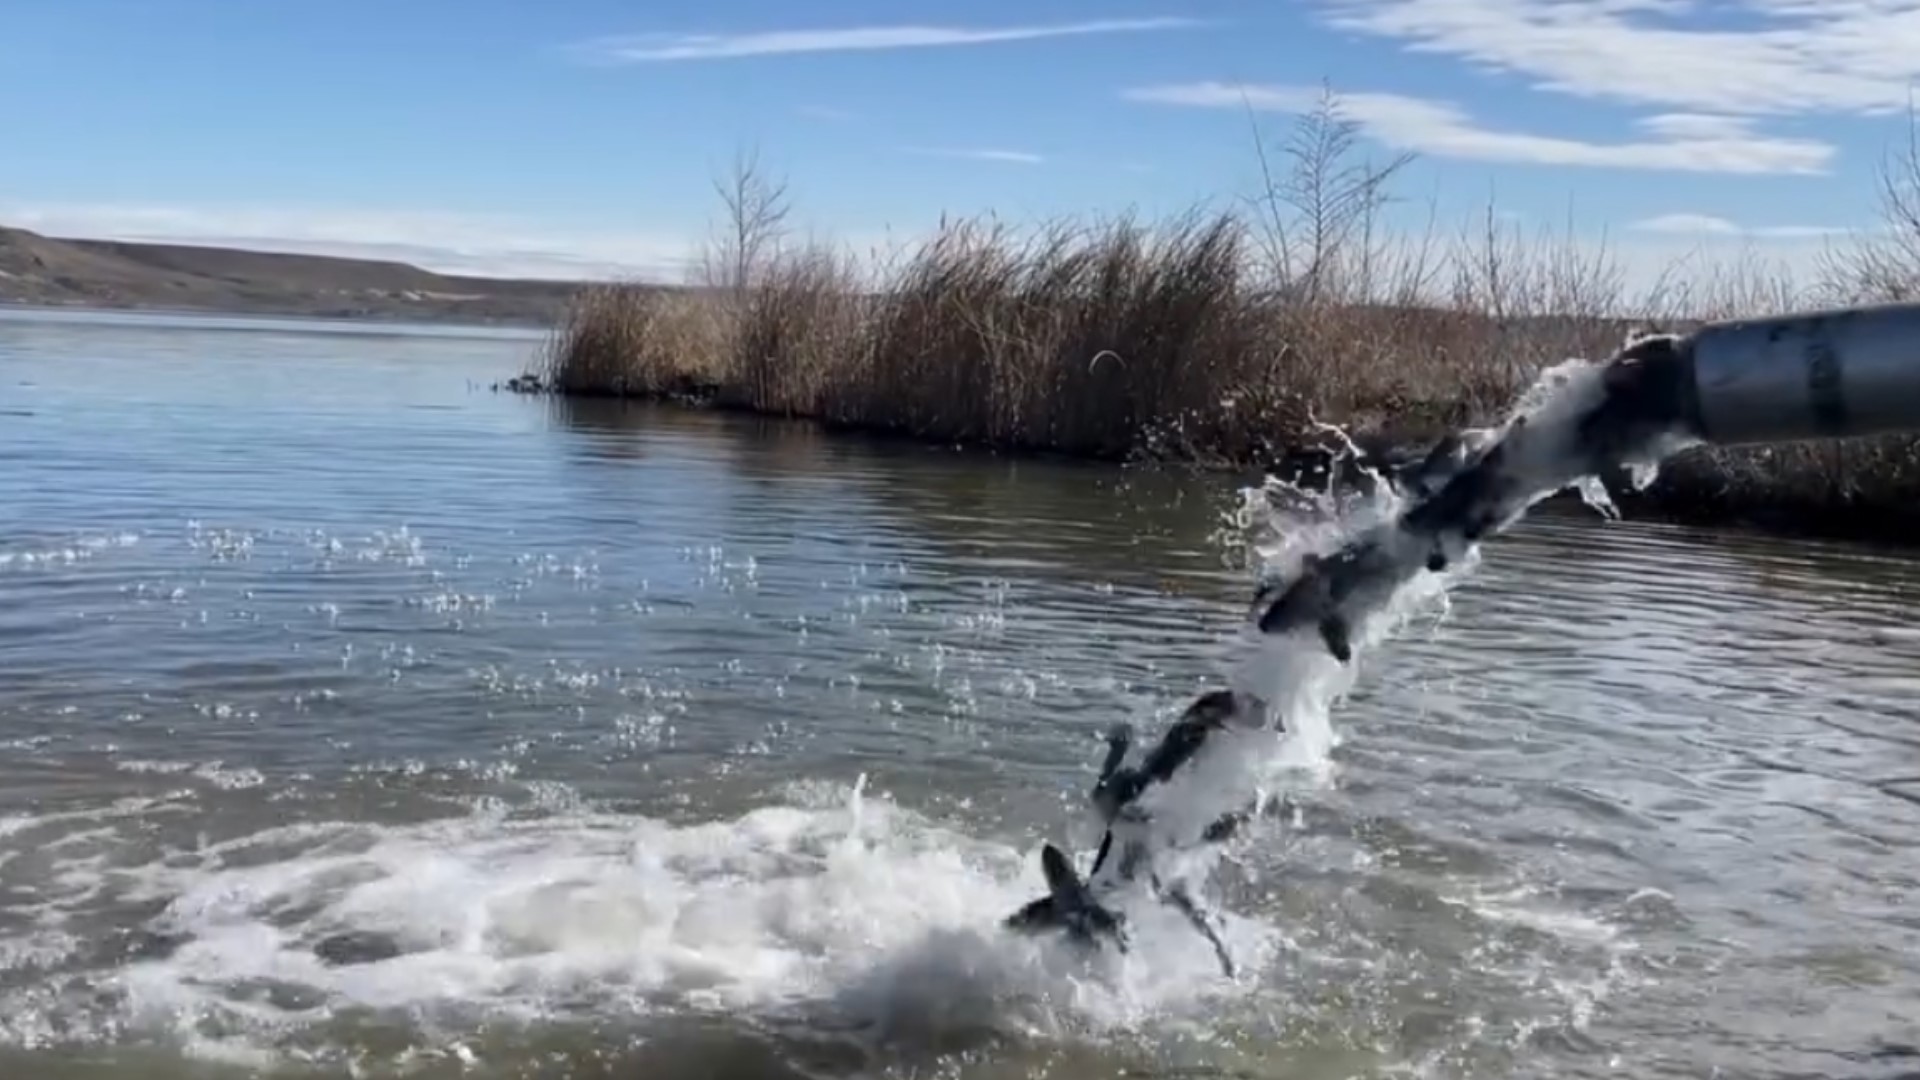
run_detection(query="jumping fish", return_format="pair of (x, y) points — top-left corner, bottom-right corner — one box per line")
(1003, 689), (1270, 977)
(1251, 333), (1708, 663)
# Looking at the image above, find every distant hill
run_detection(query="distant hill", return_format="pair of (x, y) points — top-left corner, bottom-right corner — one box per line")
(0, 226), (605, 326)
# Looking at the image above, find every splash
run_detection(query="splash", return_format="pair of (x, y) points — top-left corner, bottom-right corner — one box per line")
(0, 783), (1279, 1071)
(1021, 334), (1704, 965)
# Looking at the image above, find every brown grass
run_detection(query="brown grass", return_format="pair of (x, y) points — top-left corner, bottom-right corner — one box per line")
(538, 215), (1613, 459)
(531, 100), (1920, 541)
(539, 284), (729, 401)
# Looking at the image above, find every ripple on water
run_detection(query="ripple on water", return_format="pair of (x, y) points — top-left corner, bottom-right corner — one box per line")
(5, 314), (1920, 1076)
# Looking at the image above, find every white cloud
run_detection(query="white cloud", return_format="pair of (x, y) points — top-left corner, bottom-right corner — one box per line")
(905, 147), (1046, 164)
(1311, 0), (1920, 117)
(577, 17), (1200, 63)
(1632, 212), (1744, 235)
(1123, 81), (1834, 174)
(0, 202), (696, 281)
(1636, 113), (1764, 140)
(1630, 212), (1853, 238)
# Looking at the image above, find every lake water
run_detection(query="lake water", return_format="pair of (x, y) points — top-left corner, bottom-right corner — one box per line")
(4, 306), (1920, 1080)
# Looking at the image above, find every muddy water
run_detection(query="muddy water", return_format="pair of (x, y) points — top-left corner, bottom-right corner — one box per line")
(3, 307), (1919, 1079)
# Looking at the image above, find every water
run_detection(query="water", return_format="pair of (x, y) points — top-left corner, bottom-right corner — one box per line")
(4, 307), (1920, 1079)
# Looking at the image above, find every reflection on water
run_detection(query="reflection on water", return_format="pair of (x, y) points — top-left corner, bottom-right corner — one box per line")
(2, 308), (1920, 1079)
(555, 395), (1259, 601)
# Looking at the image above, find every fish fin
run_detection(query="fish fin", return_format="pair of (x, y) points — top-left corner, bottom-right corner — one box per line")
(1003, 895), (1059, 932)
(1318, 616), (1353, 662)
(1041, 842), (1082, 899)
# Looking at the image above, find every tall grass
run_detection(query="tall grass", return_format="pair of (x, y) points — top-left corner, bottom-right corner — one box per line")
(533, 98), (1920, 539)
(540, 219), (1608, 457)
(539, 284), (729, 401)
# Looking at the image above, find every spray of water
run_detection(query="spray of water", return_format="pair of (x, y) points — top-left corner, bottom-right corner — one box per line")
(1048, 336), (1703, 971)
(0, 780), (1294, 1073)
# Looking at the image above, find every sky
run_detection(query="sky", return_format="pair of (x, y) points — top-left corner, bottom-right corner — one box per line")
(4, 0), (1918, 288)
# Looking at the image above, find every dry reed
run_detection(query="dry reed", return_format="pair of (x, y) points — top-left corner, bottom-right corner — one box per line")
(530, 100), (1920, 541)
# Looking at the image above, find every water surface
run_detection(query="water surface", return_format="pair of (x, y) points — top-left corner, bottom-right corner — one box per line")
(4, 308), (1919, 1079)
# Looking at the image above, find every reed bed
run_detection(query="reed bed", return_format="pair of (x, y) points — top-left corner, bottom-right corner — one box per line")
(539, 218), (1611, 456)
(531, 106), (1920, 541)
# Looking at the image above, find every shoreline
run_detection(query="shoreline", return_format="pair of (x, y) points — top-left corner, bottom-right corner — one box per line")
(509, 380), (1920, 550)
(0, 297), (559, 333)
(0, 224), (591, 330)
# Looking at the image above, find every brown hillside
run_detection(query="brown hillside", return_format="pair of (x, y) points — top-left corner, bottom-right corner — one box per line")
(0, 226), (608, 325)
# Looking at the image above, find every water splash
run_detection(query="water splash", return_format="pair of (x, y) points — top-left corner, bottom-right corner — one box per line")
(0, 782), (1277, 1071)
(1045, 338), (1704, 969)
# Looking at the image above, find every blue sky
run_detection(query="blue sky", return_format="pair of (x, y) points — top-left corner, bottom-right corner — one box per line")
(3, 0), (1916, 285)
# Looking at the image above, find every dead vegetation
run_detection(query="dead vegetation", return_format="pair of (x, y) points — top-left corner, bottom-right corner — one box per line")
(535, 93), (1920, 539)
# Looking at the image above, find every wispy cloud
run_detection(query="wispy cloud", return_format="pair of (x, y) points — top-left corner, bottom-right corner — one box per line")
(1630, 213), (1852, 239)
(1, 202), (695, 281)
(905, 147), (1047, 165)
(577, 17), (1201, 64)
(1309, 0), (1920, 117)
(1124, 81), (1834, 174)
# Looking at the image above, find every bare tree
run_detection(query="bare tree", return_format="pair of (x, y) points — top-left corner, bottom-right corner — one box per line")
(697, 143), (793, 295)
(1242, 83), (1416, 303)
(1817, 96), (1920, 303)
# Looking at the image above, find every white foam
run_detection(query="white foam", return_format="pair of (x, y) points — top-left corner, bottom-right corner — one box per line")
(0, 530), (140, 570)
(2, 781), (1284, 1065)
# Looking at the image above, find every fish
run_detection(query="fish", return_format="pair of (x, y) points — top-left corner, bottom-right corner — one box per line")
(1003, 689), (1270, 977)
(1250, 541), (1399, 662)
(1394, 426), (1499, 502)
(1250, 421), (1521, 661)
(1002, 841), (1129, 953)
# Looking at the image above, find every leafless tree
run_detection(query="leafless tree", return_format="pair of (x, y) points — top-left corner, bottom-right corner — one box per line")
(1242, 82), (1416, 303)
(697, 143), (793, 295)
(1818, 97), (1920, 303)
